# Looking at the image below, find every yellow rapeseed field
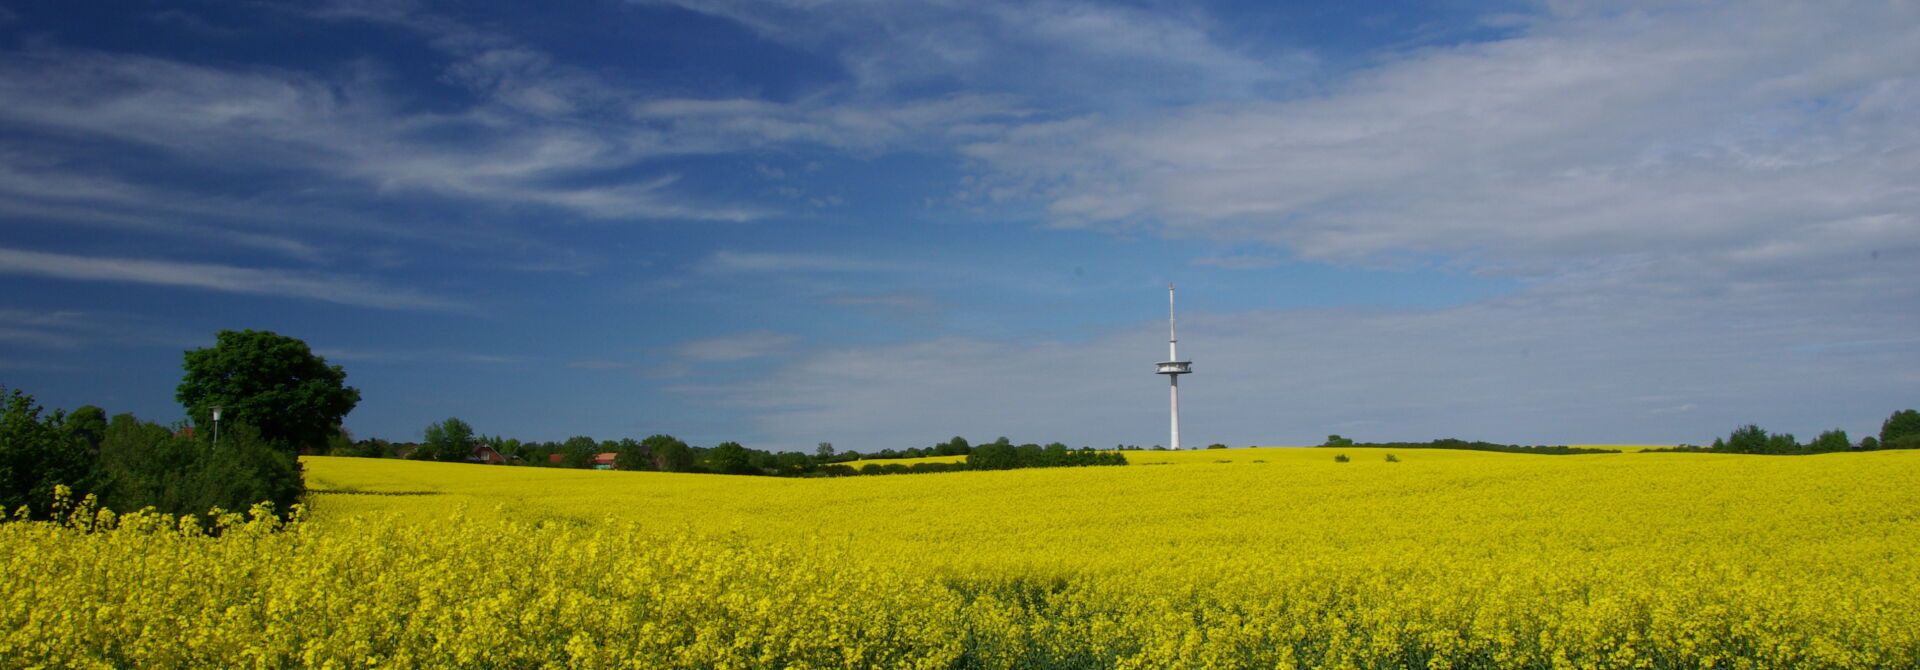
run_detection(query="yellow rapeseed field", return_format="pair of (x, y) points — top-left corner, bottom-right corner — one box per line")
(5, 448), (1918, 668)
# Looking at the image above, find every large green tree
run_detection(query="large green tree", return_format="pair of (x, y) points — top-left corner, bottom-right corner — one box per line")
(1809, 429), (1851, 453)
(641, 434), (693, 472)
(1881, 409), (1920, 449)
(613, 438), (648, 471)
(705, 441), (755, 475)
(1723, 425), (1770, 453)
(417, 417), (475, 462)
(176, 330), (360, 453)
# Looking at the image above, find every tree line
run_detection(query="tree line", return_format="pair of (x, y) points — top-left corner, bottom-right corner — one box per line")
(1315, 435), (1615, 454)
(1679, 409), (1920, 454)
(357, 428), (1125, 477)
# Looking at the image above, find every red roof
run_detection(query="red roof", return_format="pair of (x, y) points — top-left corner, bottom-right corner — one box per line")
(592, 452), (618, 465)
(548, 453), (565, 464)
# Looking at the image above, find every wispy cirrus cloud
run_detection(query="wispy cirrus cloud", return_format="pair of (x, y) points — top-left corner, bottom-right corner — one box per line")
(699, 250), (908, 274)
(636, 0), (1309, 107)
(0, 247), (465, 311)
(0, 47), (770, 224)
(964, 1), (1920, 279)
(1191, 254), (1280, 270)
(828, 292), (935, 310)
(674, 330), (799, 363)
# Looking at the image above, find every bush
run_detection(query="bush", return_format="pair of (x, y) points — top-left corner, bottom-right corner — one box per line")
(3, 385), (303, 525)
(0, 387), (93, 519)
(1385, 453), (1400, 463)
(1333, 454), (1350, 463)
(96, 417), (303, 523)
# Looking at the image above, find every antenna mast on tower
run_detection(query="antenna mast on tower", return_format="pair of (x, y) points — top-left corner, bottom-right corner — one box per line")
(1154, 283), (1193, 449)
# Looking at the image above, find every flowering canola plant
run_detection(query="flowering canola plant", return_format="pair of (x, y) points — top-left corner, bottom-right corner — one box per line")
(4, 448), (1917, 668)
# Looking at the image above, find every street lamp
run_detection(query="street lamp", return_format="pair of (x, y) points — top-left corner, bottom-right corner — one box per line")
(211, 406), (222, 449)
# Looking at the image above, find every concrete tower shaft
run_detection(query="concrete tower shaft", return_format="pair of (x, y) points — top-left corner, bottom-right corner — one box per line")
(1155, 283), (1192, 449)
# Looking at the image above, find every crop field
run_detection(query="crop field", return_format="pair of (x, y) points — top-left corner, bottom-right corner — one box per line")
(5, 448), (1919, 668)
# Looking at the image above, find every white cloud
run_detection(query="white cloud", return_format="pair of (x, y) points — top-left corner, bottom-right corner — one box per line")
(636, 0), (1308, 106)
(0, 47), (768, 224)
(628, 93), (1021, 156)
(0, 158), (329, 260)
(963, 1), (1920, 278)
(567, 360), (630, 370)
(0, 247), (465, 311)
(700, 250), (905, 274)
(675, 330), (799, 362)
(829, 292), (935, 310)
(1191, 254), (1280, 270)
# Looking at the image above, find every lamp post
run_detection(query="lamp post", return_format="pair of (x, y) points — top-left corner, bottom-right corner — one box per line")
(211, 406), (222, 449)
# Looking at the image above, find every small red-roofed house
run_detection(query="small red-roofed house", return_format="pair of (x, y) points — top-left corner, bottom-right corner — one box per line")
(591, 452), (618, 470)
(469, 444), (508, 465)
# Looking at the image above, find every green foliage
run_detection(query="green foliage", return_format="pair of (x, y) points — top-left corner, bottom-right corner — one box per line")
(94, 417), (302, 523)
(324, 428), (355, 457)
(773, 451), (814, 476)
(966, 440), (1019, 471)
(1315, 438), (1611, 455)
(1859, 436), (1880, 450)
(1385, 453), (1400, 463)
(1767, 432), (1800, 453)
(417, 417), (475, 462)
(176, 330), (360, 453)
(63, 406), (106, 455)
(612, 438), (646, 471)
(1718, 425), (1802, 454)
(961, 442), (1125, 472)
(1333, 453), (1350, 463)
(1809, 429), (1851, 453)
(1881, 409), (1920, 449)
(0, 386), (93, 519)
(706, 441), (755, 475)
(1205, 443), (1228, 449)
(1725, 425), (1770, 453)
(933, 436), (970, 456)
(641, 434), (694, 472)
(342, 438), (395, 458)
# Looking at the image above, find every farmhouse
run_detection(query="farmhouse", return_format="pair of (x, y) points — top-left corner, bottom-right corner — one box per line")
(468, 444), (510, 465)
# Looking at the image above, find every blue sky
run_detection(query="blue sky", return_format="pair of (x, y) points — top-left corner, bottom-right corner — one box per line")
(2, 0), (1915, 451)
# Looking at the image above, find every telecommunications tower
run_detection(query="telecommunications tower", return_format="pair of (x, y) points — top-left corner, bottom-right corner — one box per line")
(1155, 283), (1193, 449)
